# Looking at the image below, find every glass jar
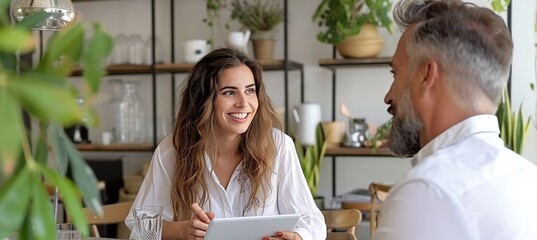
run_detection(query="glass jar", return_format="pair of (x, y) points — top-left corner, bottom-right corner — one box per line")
(144, 35), (164, 65)
(111, 34), (129, 64)
(114, 80), (147, 144)
(128, 34), (145, 65)
(343, 118), (368, 147)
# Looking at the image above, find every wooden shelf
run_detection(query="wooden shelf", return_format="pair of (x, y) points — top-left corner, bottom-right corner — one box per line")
(319, 57), (392, 70)
(73, 0), (128, 2)
(325, 144), (394, 157)
(155, 60), (303, 73)
(71, 64), (153, 76)
(258, 60), (304, 71)
(155, 63), (195, 73)
(75, 143), (155, 152)
(70, 60), (304, 76)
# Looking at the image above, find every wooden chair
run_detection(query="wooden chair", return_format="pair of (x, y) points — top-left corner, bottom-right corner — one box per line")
(82, 201), (134, 238)
(323, 209), (362, 240)
(368, 183), (392, 240)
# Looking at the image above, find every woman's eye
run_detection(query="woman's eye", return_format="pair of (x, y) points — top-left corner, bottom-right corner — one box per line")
(246, 88), (256, 94)
(223, 91), (235, 96)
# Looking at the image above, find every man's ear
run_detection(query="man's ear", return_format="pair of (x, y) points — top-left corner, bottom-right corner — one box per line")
(421, 60), (439, 91)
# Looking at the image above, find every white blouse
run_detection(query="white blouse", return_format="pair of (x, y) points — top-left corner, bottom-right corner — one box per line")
(125, 129), (326, 240)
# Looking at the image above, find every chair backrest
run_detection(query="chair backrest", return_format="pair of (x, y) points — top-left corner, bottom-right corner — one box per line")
(323, 209), (362, 240)
(84, 201), (134, 237)
(368, 183), (392, 240)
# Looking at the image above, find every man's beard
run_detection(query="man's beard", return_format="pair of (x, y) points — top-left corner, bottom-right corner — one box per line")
(388, 88), (423, 157)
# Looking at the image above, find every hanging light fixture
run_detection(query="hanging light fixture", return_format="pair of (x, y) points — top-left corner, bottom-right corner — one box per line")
(12, 0), (77, 31)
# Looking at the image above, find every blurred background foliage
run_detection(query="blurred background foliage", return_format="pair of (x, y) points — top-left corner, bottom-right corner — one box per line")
(0, 0), (113, 239)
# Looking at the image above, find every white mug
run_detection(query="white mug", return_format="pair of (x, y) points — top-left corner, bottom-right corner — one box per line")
(183, 39), (208, 63)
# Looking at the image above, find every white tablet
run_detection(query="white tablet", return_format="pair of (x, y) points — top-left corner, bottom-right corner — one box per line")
(204, 214), (301, 240)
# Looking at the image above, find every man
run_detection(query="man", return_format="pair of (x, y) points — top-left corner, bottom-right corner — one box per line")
(377, 0), (537, 239)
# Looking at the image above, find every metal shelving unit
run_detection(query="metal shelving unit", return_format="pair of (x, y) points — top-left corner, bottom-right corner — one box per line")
(319, 56), (395, 197)
(70, 0), (304, 151)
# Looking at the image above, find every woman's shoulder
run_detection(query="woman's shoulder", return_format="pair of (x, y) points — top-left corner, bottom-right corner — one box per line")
(154, 135), (177, 162)
(270, 128), (293, 146)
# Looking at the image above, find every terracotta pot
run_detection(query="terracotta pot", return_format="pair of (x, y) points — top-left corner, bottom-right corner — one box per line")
(251, 30), (276, 60)
(336, 24), (384, 59)
(252, 39), (275, 60)
(322, 121), (346, 144)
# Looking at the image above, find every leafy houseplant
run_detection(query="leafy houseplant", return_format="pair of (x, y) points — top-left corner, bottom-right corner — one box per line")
(369, 119), (392, 154)
(294, 124), (327, 199)
(496, 88), (532, 154)
(0, 2), (113, 239)
(312, 0), (393, 45)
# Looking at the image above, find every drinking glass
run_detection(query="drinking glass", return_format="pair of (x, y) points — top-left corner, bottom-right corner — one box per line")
(56, 223), (81, 240)
(133, 205), (163, 240)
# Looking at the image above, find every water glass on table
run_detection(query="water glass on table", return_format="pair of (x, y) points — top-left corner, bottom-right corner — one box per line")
(56, 223), (81, 240)
(133, 205), (163, 240)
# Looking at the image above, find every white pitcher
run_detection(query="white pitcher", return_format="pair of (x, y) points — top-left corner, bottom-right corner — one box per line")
(227, 30), (251, 54)
(293, 102), (321, 146)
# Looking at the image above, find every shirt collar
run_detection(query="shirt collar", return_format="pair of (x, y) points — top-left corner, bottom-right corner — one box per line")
(411, 114), (500, 166)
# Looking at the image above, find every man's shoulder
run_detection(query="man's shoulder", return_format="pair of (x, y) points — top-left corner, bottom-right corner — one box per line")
(404, 145), (537, 199)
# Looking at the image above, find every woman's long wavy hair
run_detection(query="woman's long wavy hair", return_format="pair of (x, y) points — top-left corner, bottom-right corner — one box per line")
(171, 48), (282, 220)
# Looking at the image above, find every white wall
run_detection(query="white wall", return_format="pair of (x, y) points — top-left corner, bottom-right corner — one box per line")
(72, 0), (536, 201)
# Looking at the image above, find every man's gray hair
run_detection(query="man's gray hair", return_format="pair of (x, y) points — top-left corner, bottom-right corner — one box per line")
(393, 0), (513, 112)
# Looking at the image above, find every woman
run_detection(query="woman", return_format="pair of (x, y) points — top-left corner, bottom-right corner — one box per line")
(125, 48), (326, 240)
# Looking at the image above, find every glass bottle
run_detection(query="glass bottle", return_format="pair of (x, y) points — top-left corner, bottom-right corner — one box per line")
(115, 80), (146, 144)
(104, 79), (124, 142)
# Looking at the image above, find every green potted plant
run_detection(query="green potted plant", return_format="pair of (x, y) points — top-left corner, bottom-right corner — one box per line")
(0, 3), (113, 239)
(496, 88), (532, 154)
(294, 124), (328, 209)
(230, 0), (283, 60)
(312, 0), (393, 58)
(368, 119), (392, 154)
(204, 0), (230, 46)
